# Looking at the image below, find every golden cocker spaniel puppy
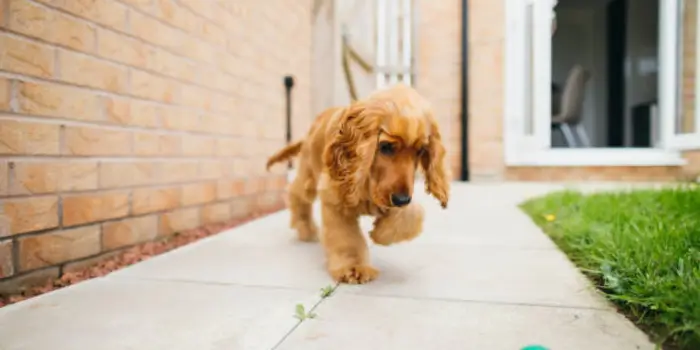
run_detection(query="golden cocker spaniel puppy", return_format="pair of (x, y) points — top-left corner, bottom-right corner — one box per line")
(266, 84), (450, 284)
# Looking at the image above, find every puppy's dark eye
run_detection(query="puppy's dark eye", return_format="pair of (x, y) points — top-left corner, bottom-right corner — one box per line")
(379, 142), (395, 155)
(417, 147), (427, 157)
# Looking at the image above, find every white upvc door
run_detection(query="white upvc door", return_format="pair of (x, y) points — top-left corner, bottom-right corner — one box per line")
(504, 0), (555, 163)
(505, 0), (695, 166)
(663, 0), (700, 151)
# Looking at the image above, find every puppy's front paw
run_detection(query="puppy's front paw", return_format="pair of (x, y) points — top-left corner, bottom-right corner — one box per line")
(370, 204), (424, 246)
(329, 264), (379, 284)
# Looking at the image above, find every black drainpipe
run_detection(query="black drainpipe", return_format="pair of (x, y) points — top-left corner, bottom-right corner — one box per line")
(459, 0), (470, 181)
(283, 75), (295, 169)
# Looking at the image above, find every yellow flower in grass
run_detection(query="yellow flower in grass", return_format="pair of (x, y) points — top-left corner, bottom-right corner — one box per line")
(544, 214), (556, 222)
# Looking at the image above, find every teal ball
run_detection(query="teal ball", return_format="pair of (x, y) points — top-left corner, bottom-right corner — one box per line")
(521, 346), (549, 350)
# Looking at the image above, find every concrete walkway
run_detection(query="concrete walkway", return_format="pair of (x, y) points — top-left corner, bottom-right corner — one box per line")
(0, 183), (657, 350)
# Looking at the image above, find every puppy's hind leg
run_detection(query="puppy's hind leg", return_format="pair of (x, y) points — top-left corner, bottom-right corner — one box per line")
(287, 167), (319, 242)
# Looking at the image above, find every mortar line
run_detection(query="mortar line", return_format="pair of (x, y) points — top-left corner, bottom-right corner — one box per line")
(338, 290), (612, 311)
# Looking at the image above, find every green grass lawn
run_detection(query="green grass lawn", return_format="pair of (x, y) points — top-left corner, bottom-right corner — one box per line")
(520, 185), (700, 349)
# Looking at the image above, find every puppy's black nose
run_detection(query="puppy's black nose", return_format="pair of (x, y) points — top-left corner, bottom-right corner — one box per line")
(390, 193), (412, 207)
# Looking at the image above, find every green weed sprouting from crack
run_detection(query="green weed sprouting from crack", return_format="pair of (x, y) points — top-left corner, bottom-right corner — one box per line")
(292, 285), (337, 321)
(294, 303), (316, 321)
(320, 284), (336, 298)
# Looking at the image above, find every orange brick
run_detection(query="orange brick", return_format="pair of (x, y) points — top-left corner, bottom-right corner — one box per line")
(220, 159), (238, 178)
(180, 85), (212, 110)
(246, 177), (267, 195)
(177, 0), (212, 18)
(213, 93), (237, 115)
(63, 126), (133, 156)
(18, 225), (100, 271)
(105, 98), (162, 128)
(178, 36), (213, 63)
(9, 0), (96, 52)
(62, 191), (129, 226)
(159, 161), (199, 183)
(181, 135), (215, 156)
(17, 81), (101, 121)
(57, 50), (128, 92)
(216, 179), (245, 200)
(134, 132), (181, 156)
(216, 138), (243, 156)
(102, 215), (157, 251)
(0, 241), (14, 278)
(159, 207), (200, 236)
(120, 0), (154, 11)
(132, 186), (180, 214)
(0, 161), (7, 196)
(154, 0), (201, 34)
(0, 34), (54, 77)
(97, 28), (148, 67)
(0, 119), (60, 155)
(216, 53), (242, 77)
(8, 0), (53, 41)
(147, 48), (197, 83)
(201, 202), (230, 224)
(130, 69), (177, 103)
(10, 161), (98, 195)
(128, 101), (162, 127)
(194, 67), (216, 90)
(197, 20), (227, 47)
(36, 0), (128, 31)
(99, 161), (156, 188)
(161, 109), (199, 131)
(181, 181), (216, 206)
(0, 78), (9, 111)
(1, 196), (59, 235)
(256, 191), (283, 212)
(229, 158), (254, 177)
(129, 10), (179, 51)
(103, 97), (130, 125)
(199, 160), (225, 179)
(230, 196), (252, 219)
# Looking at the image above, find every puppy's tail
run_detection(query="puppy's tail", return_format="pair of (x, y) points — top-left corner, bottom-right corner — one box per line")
(266, 140), (304, 171)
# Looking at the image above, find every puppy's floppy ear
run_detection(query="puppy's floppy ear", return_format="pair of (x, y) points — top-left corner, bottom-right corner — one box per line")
(420, 114), (450, 208)
(323, 101), (381, 206)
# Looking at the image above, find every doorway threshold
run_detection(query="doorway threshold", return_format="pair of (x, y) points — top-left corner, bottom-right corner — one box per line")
(507, 148), (687, 167)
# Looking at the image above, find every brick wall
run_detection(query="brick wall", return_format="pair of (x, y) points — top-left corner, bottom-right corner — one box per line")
(0, 0), (312, 290)
(415, 0), (505, 180)
(415, 0), (461, 179)
(681, 0), (700, 178)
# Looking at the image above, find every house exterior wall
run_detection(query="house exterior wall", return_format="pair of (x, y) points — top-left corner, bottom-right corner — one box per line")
(415, 0), (700, 182)
(414, 0), (505, 180)
(0, 0), (312, 290)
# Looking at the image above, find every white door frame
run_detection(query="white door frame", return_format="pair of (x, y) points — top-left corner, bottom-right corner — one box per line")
(663, 0), (700, 150)
(504, 0), (692, 167)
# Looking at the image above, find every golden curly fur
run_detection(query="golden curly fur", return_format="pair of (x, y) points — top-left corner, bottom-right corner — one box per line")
(266, 84), (450, 284)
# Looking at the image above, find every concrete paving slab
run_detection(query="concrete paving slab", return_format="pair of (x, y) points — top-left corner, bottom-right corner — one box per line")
(112, 235), (334, 289)
(348, 242), (609, 308)
(112, 211), (337, 289)
(276, 293), (654, 350)
(0, 277), (316, 350)
(415, 209), (558, 248)
(0, 182), (661, 349)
